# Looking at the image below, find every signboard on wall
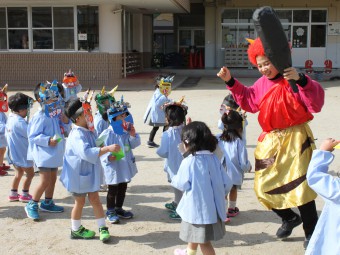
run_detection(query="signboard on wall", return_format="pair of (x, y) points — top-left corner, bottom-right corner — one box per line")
(78, 34), (88, 40)
(328, 22), (340, 35)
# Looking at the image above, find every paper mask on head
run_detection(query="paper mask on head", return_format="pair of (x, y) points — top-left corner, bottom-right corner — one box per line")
(95, 85), (118, 115)
(108, 95), (134, 135)
(63, 69), (80, 88)
(39, 80), (63, 118)
(0, 84), (8, 112)
(82, 88), (95, 132)
(158, 75), (174, 96)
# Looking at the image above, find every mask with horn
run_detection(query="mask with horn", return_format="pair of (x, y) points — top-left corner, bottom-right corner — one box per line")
(0, 84), (8, 112)
(95, 85), (118, 116)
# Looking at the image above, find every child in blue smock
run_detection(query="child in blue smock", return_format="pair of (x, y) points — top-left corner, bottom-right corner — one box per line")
(156, 99), (188, 220)
(6, 93), (35, 202)
(217, 109), (251, 223)
(60, 98), (120, 242)
(305, 138), (340, 254)
(0, 84), (10, 176)
(218, 93), (248, 145)
(62, 70), (82, 102)
(100, 97), (141, 224)
(25, 81), (71, 221)
(143, 75), (171, 148)
(172, 121), (231, 255)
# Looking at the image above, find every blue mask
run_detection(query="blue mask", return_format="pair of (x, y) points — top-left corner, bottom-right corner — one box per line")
(109, 113), (134, 135)
(43, 98), (63, 118)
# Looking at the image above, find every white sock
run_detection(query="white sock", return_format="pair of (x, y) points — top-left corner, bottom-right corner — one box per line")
(71, 219), (81, 231)
(229, 200), (237, 209)
(225, 199), (229, 209)
(10, 190), (18, 197)
(96, 217), (106, 228)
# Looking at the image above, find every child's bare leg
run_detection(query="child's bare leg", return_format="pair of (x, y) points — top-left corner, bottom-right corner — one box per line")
(0, 147), (6, 165)
(199, 242), (215, 255)
(188, 243), (198, 250)
(11, 165), (24, 190)
(88, 192), (105, 219)
(44, 170), (57, 198)
(229, 186), (237, 203)
(72, 196), (85, 220)
(32, 171), (51, 201)
(22, 167), (35, 191)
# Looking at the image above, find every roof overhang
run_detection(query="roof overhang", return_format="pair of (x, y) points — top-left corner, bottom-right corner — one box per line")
(1, 0), (190, 13)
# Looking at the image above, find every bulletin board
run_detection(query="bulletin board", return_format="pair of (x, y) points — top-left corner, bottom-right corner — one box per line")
(328, 22), (340, 36)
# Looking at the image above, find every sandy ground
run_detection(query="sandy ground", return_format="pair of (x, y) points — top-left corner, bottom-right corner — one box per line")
(0, 77), (339, 255)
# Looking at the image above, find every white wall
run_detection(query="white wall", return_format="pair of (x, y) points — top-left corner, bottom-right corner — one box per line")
(99, 4), (122, 53)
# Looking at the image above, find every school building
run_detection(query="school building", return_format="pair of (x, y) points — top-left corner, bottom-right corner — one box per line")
(1, 0), (340, 88)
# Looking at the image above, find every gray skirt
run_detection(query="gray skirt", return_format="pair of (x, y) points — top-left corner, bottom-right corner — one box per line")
(179, 218), (225, 243)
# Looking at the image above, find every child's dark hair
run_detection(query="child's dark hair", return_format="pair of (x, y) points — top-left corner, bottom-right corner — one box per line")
(33, 82), (64, 101)
(181, 121), (217, 154)
(64, 98), (82, 122)
(222, 94), (239, 110)
(220, 110), (243, 142)
(165, 105), (186, 127)
(8, 93), (32, 112)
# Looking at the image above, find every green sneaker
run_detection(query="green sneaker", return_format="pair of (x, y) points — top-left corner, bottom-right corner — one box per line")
(99, 226), (110, 242)
(70, 225), (95, 240)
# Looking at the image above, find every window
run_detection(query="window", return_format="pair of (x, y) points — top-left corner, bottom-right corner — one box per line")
(311, 25), (326, 47)
(32, 7), (74, 50)
(292, 26), (307, 48)
(77, 6), (99, 51)
(32, 7), (52, 49)
(293, 10), (309, 23)
(54, 7), (74, 50)
(0, 8), (7, 50)
(179, 30), (191, 47)
(312, 10), (326, 22)
(8, 7), (28, 50)
(221, 9), (255, 48)
(239, 9), (254, 23)
(194, 30), (204, 47)
(221, 9), (237, 23)
(276, 10), (292, 23)
(0, 6), (99, 51)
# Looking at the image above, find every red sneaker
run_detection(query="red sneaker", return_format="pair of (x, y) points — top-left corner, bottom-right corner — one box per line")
(1, 164), (10, 170)
(227, 207), (240, 217)
(0, 170), (8, 176)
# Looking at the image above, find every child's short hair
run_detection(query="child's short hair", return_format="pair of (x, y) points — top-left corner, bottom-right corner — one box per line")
(222, 94), (239, 111)
(220, 110), (243, 142)
(64, 98), (83, 123)
(164, 104), (186, 127)
(181, 121), (217, 154)
(33, 82), (64, 102)
(8, 93), (32, 112)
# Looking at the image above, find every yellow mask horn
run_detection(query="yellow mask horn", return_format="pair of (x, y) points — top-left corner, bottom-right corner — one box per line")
(108, 85), (118, 97)
(1, 84), (8, 93)
(246, 38), (254, 44)
(100, 86), (105, 95)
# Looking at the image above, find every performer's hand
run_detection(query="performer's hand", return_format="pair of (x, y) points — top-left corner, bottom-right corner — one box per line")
(283, 67), (299, 81)
(217, 66), (232, 82)
(186, 117), (192, 125)
(319, 138), (340, 152)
